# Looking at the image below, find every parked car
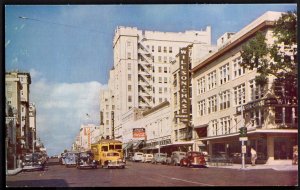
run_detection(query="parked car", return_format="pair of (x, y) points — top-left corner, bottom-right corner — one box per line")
(210, 152), (232, 165)
(180, 151), (207, 168)
(165, 157), (172, 165)
(142, 154), (153, 163)
(64, 152), (79, 167)
(151, 153), (167, 164)
(133, 152), (144, 162)
(76, 151), (98, 169)
(59, 153), (67, 165)
(22, 153), (44, 171)
(170, 151), (186, 166)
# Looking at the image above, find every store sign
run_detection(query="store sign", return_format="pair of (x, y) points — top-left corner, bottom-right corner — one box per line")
(178, 47), (190, 123)
(133, 128), (145, 138)
(241, 145), (247, 154)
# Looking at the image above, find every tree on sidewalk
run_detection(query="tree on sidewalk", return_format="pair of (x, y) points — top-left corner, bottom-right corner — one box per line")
(240, 11), (297, 100)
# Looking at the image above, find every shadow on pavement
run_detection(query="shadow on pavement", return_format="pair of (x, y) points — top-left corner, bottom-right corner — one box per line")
(6, 179), (69, 187)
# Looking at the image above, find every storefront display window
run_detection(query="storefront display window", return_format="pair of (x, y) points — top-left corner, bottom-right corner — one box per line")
(274, 137), (295, 160)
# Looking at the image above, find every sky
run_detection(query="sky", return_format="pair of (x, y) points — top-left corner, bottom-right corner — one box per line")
(5, 4), (296, 156)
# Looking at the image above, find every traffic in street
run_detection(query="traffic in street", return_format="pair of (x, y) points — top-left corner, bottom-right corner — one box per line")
(6, 158), (297, 187)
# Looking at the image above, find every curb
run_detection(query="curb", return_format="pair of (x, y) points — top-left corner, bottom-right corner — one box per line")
(6, 168), (23, 176)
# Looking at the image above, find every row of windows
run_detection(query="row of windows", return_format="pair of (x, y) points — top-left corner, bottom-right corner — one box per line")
(146, 45), (173, 54)
(196, 57), (246, 95)
(196, 82), (264, 117)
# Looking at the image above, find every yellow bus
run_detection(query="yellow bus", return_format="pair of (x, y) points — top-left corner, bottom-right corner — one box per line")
(91, 139), (125, 168)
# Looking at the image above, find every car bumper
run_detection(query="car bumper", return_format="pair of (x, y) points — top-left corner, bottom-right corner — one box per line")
(107, 161), (125, 167)
(23, 165), (43, 171)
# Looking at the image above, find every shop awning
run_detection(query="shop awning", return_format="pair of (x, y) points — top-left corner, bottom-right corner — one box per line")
(133, 140), (144, 149)
(194, 124), (209, 129)
(142, 146), (157, 150)
(123, 142), (133, 149)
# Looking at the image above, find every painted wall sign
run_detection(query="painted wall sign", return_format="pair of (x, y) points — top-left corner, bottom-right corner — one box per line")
(133, 128), (145, 138)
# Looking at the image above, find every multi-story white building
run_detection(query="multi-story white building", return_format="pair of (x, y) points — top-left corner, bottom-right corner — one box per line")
(191, 11), (298, 164)
(110, 26), (212, 141)
(100, 89), (114, 139)
(5, 72), (31, 155)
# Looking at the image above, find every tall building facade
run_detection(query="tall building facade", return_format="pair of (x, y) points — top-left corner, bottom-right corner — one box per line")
(191, 11), (297, 164)
(111, 26), (212, 141)
(5, 72), (31, 155)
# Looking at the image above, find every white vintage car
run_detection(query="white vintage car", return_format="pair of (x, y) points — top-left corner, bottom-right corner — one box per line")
(133, 152), (144, 162)
(142, 154), (153, 163)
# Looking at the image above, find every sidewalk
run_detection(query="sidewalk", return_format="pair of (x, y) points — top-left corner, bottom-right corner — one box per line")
(6, 168), (23, 176)
(208, 163), (298, 171)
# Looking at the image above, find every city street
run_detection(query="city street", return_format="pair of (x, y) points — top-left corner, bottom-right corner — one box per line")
(6, 158), (298, 187)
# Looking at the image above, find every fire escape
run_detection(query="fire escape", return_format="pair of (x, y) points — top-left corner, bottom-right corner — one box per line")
(137, 36), (153, 109)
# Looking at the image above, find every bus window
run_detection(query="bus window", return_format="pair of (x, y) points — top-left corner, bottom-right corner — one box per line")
(115, 145), (122, 150)
(109, 145), (114, 150)
(102, 146), (108, 151)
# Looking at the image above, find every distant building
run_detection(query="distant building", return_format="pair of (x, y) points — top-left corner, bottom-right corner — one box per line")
(28, 103), (36, 152)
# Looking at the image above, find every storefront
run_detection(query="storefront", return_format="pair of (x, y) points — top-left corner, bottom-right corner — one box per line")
(200, 129), (297, 164)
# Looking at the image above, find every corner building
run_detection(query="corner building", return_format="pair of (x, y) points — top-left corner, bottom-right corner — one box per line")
(111, 26), (212, 141)
(191, 11), (297, 164)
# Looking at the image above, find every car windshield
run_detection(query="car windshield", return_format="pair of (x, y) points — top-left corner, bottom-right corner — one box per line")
(137, 153), (143, 156)
(107, 153), (119, 157)
(191, 152), (202, 157)
(80, 153), (89, 157)
(158, 154), (167, 157)
(179, 153), (186, 156)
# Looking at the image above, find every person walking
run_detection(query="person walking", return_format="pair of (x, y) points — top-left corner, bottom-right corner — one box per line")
(251, 147), (257, 166)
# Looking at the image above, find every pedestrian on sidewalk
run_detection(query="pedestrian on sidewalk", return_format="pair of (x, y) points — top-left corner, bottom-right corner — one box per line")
(251, 147), (257, 166)
(292, 145), (298, 165)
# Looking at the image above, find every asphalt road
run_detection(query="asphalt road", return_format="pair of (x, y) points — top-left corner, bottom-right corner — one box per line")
(6, 158), (298, 187)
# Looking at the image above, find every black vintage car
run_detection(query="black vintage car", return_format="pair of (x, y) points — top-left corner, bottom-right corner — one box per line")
(76, 151), (98, 169)
(22, 153), (45, 171)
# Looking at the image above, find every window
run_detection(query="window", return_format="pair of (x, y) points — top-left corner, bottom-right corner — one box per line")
(164, 67), (168, 73)
(158, 46), (161, 52)
(158, 56), (162, 62)
(208, 95), (217, 114)
(128, 74), (132, 81)
(219, 90), (230, 110)
(128, 85), (132, 92)
(164, 77), (168, 83)
(164, 87), (167, 93)
(128, 63), (131, 70)
(220, 116), (231, 134)
(159, 67), (162, 73)
(152, 46), (154, 52)
(164, 56), (167, 63)
(159, 77), (162, 83)
(249, 109), (264, 127)
(164, 46), (167, 53)
(169, 47), (172, 53)
(169, 57), (172, 63)
(249, 80), (264, 101)
(127, 52), (131, 59)
(106, 105), (109, 109)
(197, 100), (206, 116)
(106, 120), (109, 125)
(127, 41), (131, 46)
(159, 98), (162, 103)
(233, 57), (245, 78)
(197, 77), (206, 95)
(128, 96), (132, 102)
(159, 87), (162, 94)
(234, 84), (245, 106)
(212, 119), (218, 136)
(207, 70), (217, 90)
(219, 63), (230, 84)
